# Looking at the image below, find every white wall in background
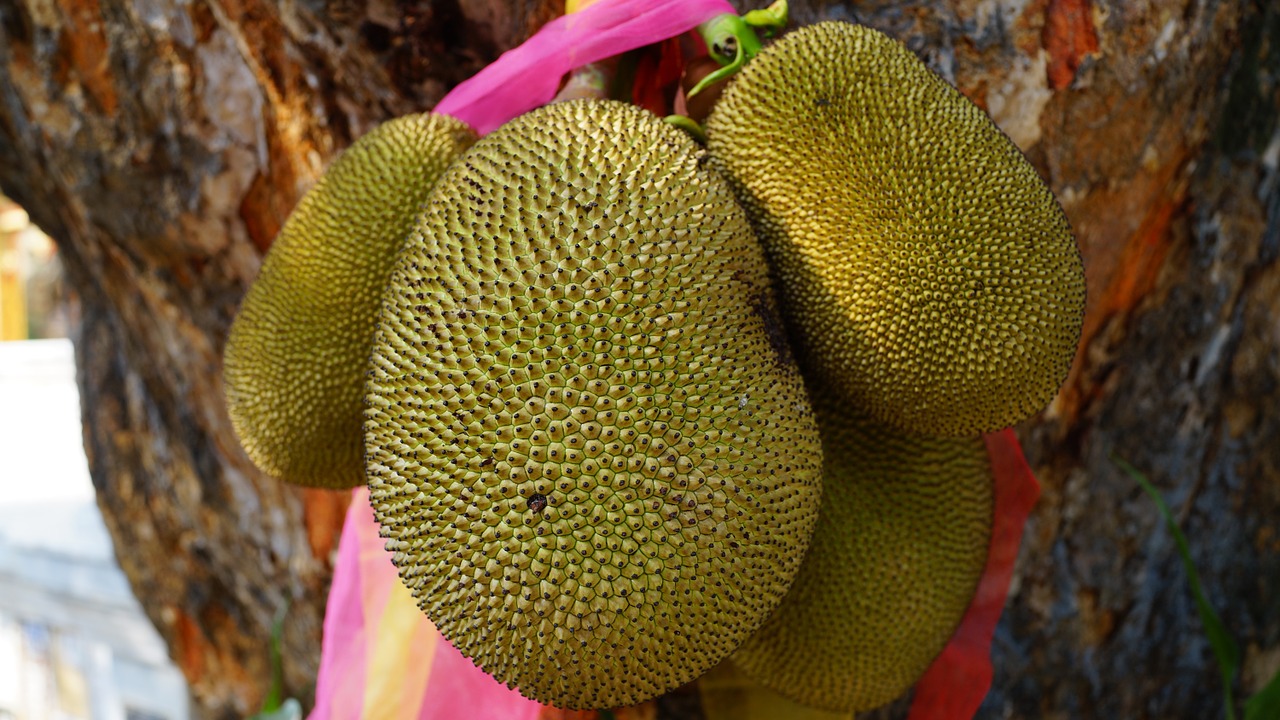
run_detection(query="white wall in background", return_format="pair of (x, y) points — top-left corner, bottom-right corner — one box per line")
(0, 339), (191, 720)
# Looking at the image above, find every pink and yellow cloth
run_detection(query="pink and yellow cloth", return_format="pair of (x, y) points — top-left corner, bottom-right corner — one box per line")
(307, 2), (1042, 717)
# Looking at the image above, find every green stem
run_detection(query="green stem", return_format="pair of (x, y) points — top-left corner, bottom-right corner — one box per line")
(664, 115), (708, 143)
(743, 0), (789, 37)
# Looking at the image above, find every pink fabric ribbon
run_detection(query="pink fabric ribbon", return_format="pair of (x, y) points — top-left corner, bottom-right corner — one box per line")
(434, 0), (734, 134)
(906, 429), (1042, 719)
(309, 487), (544, 720)
(309, 490), (370, 720)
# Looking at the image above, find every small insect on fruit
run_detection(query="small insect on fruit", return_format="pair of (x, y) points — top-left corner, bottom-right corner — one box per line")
(528, 493), (548, 514)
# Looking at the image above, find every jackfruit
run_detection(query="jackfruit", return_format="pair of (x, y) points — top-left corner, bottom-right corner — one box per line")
(363, 99), (823, 709)
(224, 113), (477, 488)
(732, 384), (993, 711)
(706, 21), (1086, 437)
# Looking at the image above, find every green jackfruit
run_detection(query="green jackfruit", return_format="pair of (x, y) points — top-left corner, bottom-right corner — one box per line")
(224, 113), (477, 488)
(732, 385), (993, 711)
(364, 99), (823, 709)
(706, 21), (1086, 437)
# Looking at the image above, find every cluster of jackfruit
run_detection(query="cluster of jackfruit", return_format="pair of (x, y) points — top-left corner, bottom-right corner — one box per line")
(221, 17), (1083, 715)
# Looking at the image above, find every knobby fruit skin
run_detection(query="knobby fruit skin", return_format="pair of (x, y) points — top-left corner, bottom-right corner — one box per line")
(732, 383), (993, 712)
(364, 99), (823, 709)
(706, 21), (1086, 437)
(223, 113), (477, 488)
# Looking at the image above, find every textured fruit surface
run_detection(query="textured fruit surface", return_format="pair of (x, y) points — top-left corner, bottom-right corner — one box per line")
(732, 386), (993, 711)
(224, 113), (477, 487)
(706, 21), (1086, 437)
(364, 100), (823, 709)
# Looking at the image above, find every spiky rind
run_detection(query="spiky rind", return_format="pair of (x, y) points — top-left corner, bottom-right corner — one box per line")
(364, 100), (823, 709)
(224, 113), (477, 488)
(707, 21), (1086, 436)
(733, 386), (993, 711)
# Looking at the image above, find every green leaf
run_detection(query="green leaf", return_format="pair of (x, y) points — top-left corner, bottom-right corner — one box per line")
(247, 599), (299, 719)
(1113, 455), (1240, 720)
(263, 600), (291, 713)
(1245, 665), (1280, 720)
(248, 698), (302, 720)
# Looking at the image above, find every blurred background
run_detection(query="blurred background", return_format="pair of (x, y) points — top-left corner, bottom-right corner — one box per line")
(1, 196), (191, 720)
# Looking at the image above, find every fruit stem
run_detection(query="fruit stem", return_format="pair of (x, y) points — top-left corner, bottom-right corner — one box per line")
(552, 61), (615, 103)
(744, 0), (788, 37)
(689, 1), (788, 99)
(663, 114), (708, 142)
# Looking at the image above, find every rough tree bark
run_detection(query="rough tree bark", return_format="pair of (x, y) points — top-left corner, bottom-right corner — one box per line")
(0, 0), (1276, 718)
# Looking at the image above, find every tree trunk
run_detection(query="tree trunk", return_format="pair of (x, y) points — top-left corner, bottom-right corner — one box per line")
(0, 0), (1276, 718)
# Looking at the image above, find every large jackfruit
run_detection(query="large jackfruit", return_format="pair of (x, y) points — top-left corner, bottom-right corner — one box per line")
(706, 22), (1086, 437)
(732, 385), (993, 711)
(223, 113), (477, 488)
(364, 99), (823, 709)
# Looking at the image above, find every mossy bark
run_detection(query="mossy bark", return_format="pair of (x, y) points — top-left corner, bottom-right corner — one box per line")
(0, 1), (1277, 718)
